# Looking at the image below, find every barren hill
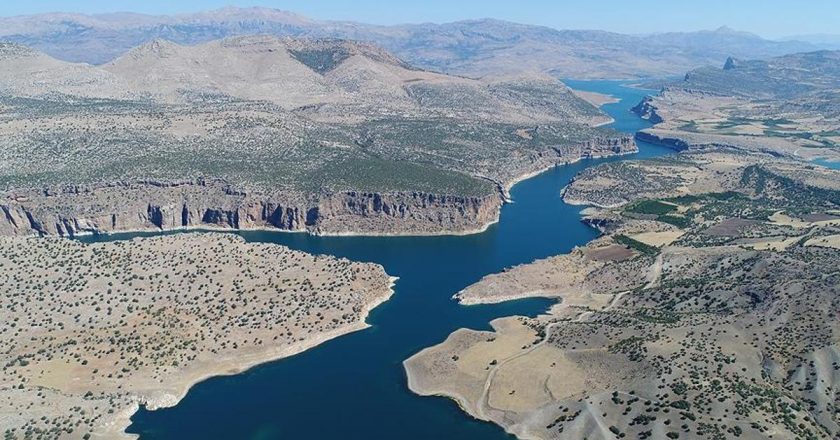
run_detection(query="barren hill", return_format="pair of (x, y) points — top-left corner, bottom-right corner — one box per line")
(0, 42), (129, 99)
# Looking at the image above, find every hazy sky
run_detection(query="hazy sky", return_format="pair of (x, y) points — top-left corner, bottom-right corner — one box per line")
(2, 0), (838, 38)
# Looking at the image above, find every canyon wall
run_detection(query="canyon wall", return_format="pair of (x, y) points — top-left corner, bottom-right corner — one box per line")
(0, 180), (502, 237)
(0, 137), (637, 238)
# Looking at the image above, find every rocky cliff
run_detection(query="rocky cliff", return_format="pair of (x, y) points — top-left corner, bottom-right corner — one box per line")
(511, 135), (637, 181)
(630, 96), (664, 124)
(634, 130), (691, 151)
(0, 179), (502, 237)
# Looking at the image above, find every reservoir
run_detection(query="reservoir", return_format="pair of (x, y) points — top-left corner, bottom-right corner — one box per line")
(86, 80), (674, 439)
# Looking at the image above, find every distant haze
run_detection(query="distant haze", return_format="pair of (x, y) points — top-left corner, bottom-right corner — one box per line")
(0, 7), (828, 79)
(1, 0), (839, 39)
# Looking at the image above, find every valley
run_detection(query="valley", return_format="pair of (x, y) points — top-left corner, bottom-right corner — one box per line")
(2, 5), (839, 440)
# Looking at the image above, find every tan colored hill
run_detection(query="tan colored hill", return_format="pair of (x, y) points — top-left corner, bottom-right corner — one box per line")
(0, 38), (630, 237)
(0, 42), (129, 99)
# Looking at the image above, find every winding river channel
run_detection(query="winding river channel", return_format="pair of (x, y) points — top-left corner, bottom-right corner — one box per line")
(82, 80), (675, 439)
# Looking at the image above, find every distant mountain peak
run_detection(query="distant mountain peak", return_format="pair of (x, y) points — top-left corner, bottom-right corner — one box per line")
(126, 38), (181, 59)
(723, 56), (739, 70)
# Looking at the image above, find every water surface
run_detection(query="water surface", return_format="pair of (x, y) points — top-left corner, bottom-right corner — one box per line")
(814, 158), (840, 170)
(86, 80), (672, 440)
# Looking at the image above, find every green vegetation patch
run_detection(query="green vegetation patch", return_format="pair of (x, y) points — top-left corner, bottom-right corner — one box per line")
(614, 234), (659, 256)
(626, 200), (677, 216)
(309, 155), (495, 197)
(289, 47), (351, 73)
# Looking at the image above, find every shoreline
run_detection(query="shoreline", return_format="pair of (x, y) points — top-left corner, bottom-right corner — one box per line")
(42, 217), (503, 241)
(454, 289), (558, 306)
(108, 275), (398, 439)
(560, 193), (627, 209)
(501, 149), (638, 201)
(34, 150), (633, 242)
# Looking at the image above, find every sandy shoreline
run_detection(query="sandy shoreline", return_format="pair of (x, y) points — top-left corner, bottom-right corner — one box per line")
(571, 89), (621, 108)
(454, 289), (557, 306)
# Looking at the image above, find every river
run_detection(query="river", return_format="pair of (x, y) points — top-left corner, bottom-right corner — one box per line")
(81, 80), (674, 440)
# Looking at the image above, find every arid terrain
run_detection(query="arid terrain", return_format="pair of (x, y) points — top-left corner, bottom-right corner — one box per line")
(406, 51), (840, 440)
(0, 233), (393, 439)
(406, 148), (840, 439)
(3, 6), (839, 440)
(0, 37), (632, 237)
(634, 51), (840, 163)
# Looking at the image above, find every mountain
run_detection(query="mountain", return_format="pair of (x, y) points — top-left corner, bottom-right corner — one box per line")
(99, 36), (606, 125)
(0, 42), (128, 98)
(0, 38), (629, 238)
(0, 7), (820, 79)
(680, 50), (840, 100)
(632, 49), (840, 165)
(781, 33), (840, 49)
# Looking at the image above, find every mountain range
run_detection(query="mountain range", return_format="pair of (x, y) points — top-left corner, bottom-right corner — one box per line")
(0, 7), (827, 79)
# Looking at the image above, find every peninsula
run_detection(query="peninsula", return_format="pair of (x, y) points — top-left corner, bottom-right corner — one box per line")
(0, 233), (393, 439)
(406, 51), (840, 440)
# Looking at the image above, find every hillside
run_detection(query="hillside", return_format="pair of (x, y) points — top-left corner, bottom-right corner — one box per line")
(0, 7), (823, 79)
(0, 37), (629, 236)
(634, 50), (840, 163)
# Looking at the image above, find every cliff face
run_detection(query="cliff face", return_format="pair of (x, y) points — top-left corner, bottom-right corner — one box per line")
(630, 96), (664, 124)
(634, 131), (691, 151)
(0, 180), (501, 237)
(313, 191), (501, 235)
(518, 135), (637, 179)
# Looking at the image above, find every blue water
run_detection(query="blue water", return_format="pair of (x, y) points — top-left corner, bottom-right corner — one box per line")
(814, 158), (840, 170)
(87, 81), (672, 439)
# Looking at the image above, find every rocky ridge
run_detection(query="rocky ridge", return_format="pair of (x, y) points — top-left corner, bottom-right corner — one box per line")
(0, 180), (503, 237)
(0, 37), (633, 236)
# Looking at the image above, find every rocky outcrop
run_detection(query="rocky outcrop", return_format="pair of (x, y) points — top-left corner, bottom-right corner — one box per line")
(630, 96), (663, 124)
(313, 191), (500, 235)
(0, 180), (501, 237)
(572, 135), (636, 156)
(634, 130), (690, 151)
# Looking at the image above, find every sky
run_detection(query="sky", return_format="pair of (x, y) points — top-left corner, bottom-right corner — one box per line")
(2, 0), (839, 39)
